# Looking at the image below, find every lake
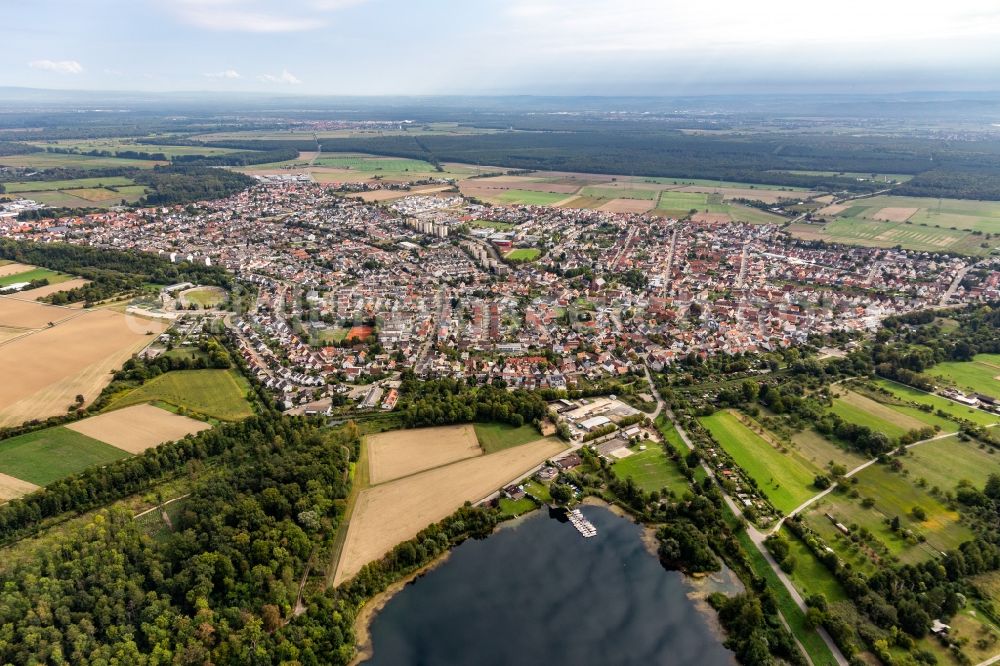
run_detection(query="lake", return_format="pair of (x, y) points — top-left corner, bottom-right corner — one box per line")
(362, 504), (736, 666)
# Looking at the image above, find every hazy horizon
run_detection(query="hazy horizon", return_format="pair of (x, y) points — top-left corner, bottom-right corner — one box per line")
(5, 0), (1000, 96)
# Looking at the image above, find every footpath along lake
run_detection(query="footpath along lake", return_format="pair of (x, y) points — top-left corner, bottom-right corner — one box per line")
(362, 504), (736, 665)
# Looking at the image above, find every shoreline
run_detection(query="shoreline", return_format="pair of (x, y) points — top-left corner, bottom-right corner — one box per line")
(348, 550), (454, 666)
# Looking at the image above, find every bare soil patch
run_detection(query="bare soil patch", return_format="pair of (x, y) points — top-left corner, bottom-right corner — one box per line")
(817, 203), (849, 216)
(66, 404), (211, 454)
(597, 198), (655, 213)
(367, 424), (482, 485)
(0, 298), (78, 329)
(873, 207), (919, 222)
(333, 437), (566, 585)
(690, 212), (733, 223)
(0, 309), (167, 427)
(14, 278), (90, 301)
(0, 472), (38, 502)
(0, 263), (36, 278)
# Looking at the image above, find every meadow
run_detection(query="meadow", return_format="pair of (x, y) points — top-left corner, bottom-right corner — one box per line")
(700, 409), (820, 513)
(473, 422), (545, 453)
(2, 176), (136, 193)
(313, 155), (436, 173)
(0, 268), (72, 288)
(829, 390), (948, 440)
(611, 445), (689, 495)
(0, 427), (129, 486)
(105, 369), (253, 421)
(928, 354), (1000, 398)
(0, 153), (165, 170)
(504, 248), (541, 261)
(872, 378), (1000, 427)
(901, 435), (1000, 493)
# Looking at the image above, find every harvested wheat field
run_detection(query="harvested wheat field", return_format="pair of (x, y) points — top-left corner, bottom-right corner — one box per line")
(14, 278), (90, 301)
(691, 212), (733, 223)
(0, 263), (36, 278)
(66, 404), (211, 454)
(367, 424), (483, 484)
(597, 198), (655, 213)
(0, 473), (38, 502)
(0, 298), (78, 329)
(0, 309), (167, 427)
(873, 207), (918, 222)
(334, 437), (566, 585)
(817, 203), (849, 216)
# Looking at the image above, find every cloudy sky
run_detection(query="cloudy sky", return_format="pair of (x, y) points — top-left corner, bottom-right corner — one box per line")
(4, 0), (1000, 95)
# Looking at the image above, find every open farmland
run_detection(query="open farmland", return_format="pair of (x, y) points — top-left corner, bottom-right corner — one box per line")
(65, 404), (211, 454)
(0, 263), (38, 278)
(829, 389), (942, 439)
(0, 152), (165, 170)
(333, 434), (566, 585)
(0, 426), (129, 487)
(367, 424), (482, 484)
(872, 379), (1000, 427)
(12, 278), (90, 301)
(927, 354), (1000, 398)
(901, 435), (1000, 494)
(0, 268), (72, 289)
(1, 176), (135, 193)
(105, 369), (253, 421)
(700, 409), (819, 514)
(0, 305), (167, 427)
(806, 463), (973, 566)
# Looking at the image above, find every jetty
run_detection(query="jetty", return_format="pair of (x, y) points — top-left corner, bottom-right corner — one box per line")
(568, 509), (597, 538)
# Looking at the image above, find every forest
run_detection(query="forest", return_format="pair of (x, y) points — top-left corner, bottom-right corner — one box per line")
(0, 239), (231, 305)
(134, 165), (256, 205)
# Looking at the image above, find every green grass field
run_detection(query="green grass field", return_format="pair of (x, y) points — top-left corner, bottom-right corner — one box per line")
(2, 176), (135, 193)
(807, 463), (973, 566)
(580, 186), (656, 200)
(314, 327), (350, 344)
(928, 354), (1000, 398)
(313, 155), (436, 173)
(505, 248), (541, 261)
(494, 190), (568, 206)
(611, 445), (689, 495)
(780, 526), (849, 603)
(0, 268), (72, 288)
(499, 496), (538, 517)
(106, 369), (253, 421)
(790, 429), (866, 471)
(850, 195), (1000, 234)
(902, 435), (1000, 493)
(829, 390), (936, 440)
(654, 190), (785, 224)
(182, 287), (226, 307)
(0, 426), (130, 486)
(473, 422), (545, 454)
(0, 153), (165, 170)
(470, 219), (517, 231)
(873, 379), (1000, 427)
(700, 410), (820, 514)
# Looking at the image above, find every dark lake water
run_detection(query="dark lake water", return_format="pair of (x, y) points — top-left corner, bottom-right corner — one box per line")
(363, 504), (736, 666)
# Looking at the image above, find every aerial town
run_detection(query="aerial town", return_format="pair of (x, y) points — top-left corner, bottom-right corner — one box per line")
(4, 180), (997, 413)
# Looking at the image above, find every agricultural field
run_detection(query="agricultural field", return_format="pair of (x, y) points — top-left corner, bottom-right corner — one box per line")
(0, 473), (38, 502)
(65, 404), (211, 454)
(313, 154), (436, 173)
(928, 354), (1000, 398)
(14, 278), (90, 301)
(900, 435), (1000, 493)
(473, 422), (546, 454)
(105, 369), (253, 421)
(829, 389), (953, 439)
(0, 304), (167, 427)
(872, 379), (1000, 427)
(805, 463), (973, 567)
(0, 267), (72, 289)
(367, 424), (482, 484)
(1, 174), (149, 207)
(654, 190), (786, 224)
(700, 410), (820, 514)
(27, 139), (243, 158)
(581, 186), (656, 200)
(494, 190), (569, 206)
(1, 176), (135, 193)
(789, 429), (866, 471)
(0, 152), (165, 170)
(333, 434), (566, 585)
(504, 248), (541, 261)
(611, 444), (689, 495)
(0, 426), (129, 487)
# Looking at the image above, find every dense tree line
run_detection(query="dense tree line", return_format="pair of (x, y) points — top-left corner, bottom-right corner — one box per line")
(398, 377), (548, 428)
(0, 417), (357, 664)
(173, 148), (299, 167)
(134, 165), (256, 206)
(0, 239), (231, 305)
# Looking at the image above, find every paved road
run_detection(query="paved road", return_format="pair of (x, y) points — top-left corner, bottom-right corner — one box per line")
(644, 365), (848, 666)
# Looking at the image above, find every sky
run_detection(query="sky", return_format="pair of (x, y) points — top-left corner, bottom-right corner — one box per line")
(3, 0), (1000, 95)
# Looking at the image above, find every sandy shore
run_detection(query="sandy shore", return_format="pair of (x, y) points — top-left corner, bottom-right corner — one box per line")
(349, 550), (453, 666)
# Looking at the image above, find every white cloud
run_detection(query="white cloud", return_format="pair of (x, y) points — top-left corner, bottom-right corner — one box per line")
(28, 59), (83, 74)
(167, 0), (366, 33)
(204, 69), (242, 79)
(258, 69), (302, 85)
